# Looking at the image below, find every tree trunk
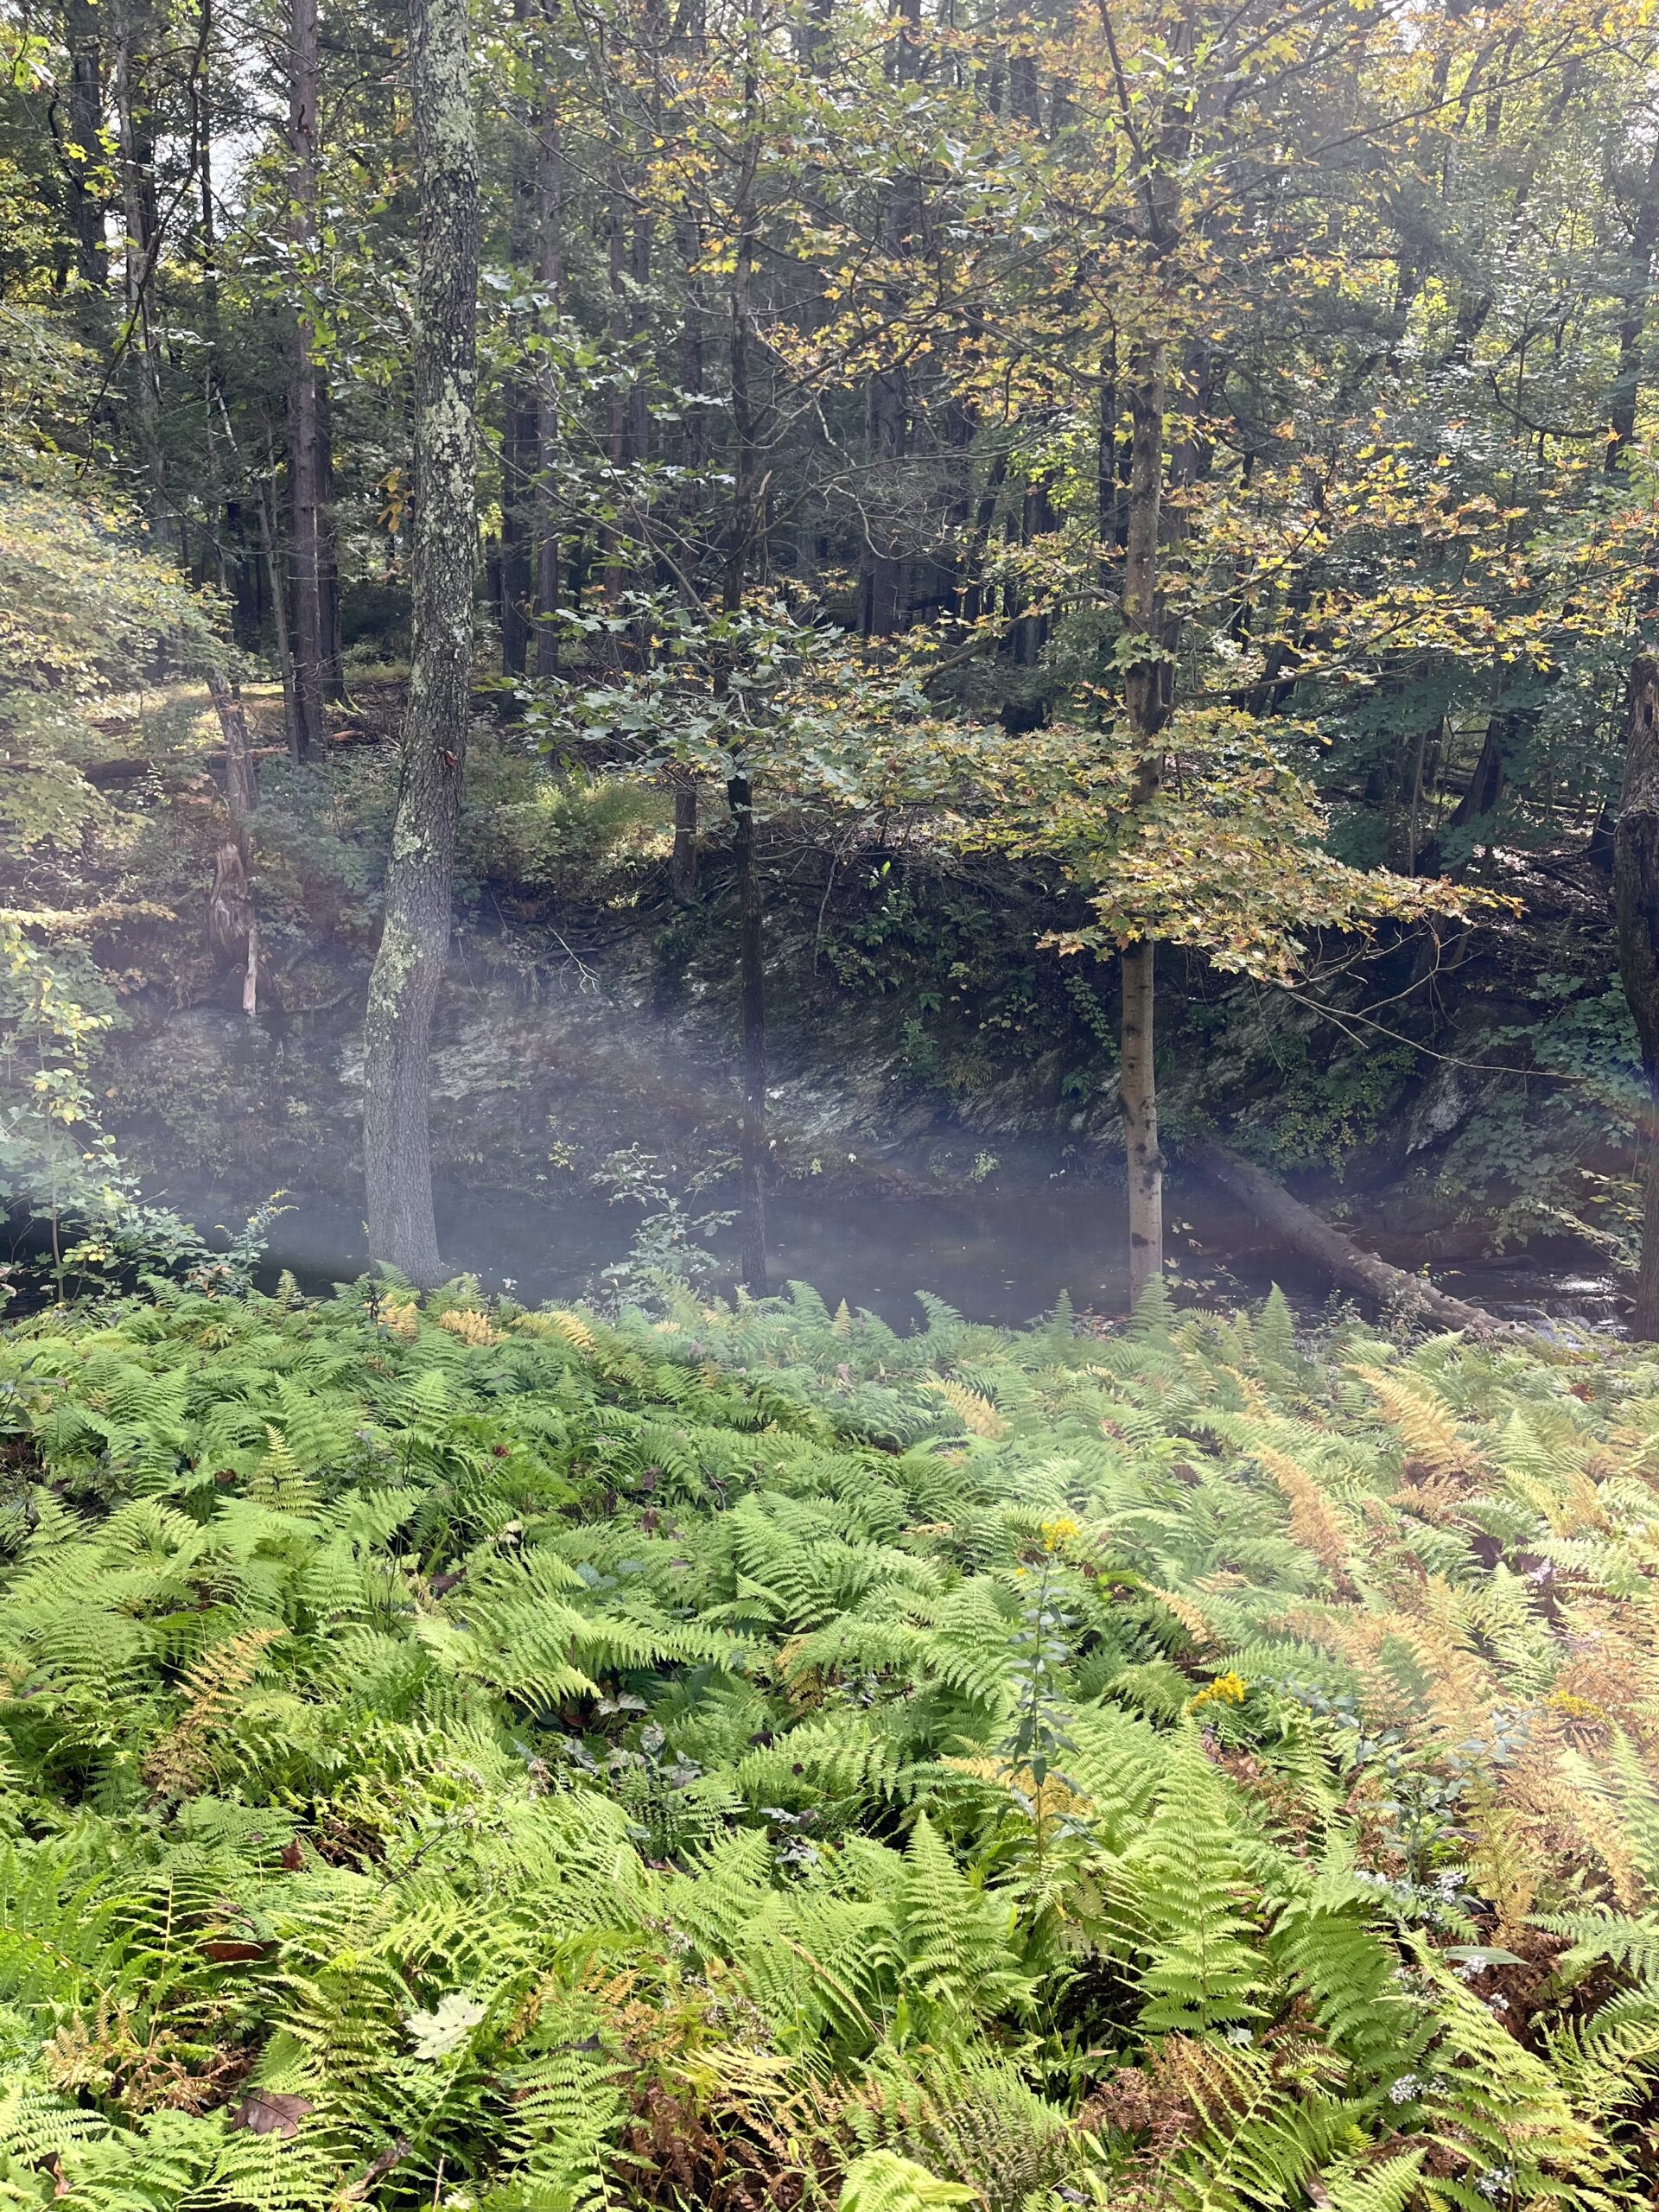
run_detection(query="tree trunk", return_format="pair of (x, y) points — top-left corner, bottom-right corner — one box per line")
(1607, 136), (1659, 473)
(671, 782), (698, 900)
(257, 473), (298, 716)
(362, 0), (478, 1287)
(1121, 938), (1161, 1307)
(1118, 341), (1168, 1306)
(209, 666), (257, 824)
(1614, 654), (1659, 1338)
(725, 40), (767, 1295)
(113, 7), (165, 523)
(531, 53), (563, 678)
(499, 0), (537, 679)
(1187, 1141), (1517, 1337)
(1416, 703), (1535, 874)
(729, 772), (767, 1294)
(62, 0), (108, 301)
(285, 0), (327, 760)
(500, 401), (536, 677)
(207, 669), (260, 1016)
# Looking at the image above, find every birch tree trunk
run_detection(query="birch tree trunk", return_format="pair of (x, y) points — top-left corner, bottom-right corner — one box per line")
(362, 0), (477, 1287)
(1614, 655), (1659, 1338)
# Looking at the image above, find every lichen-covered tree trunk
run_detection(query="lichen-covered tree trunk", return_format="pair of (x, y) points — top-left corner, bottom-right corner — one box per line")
(362, 0), (477, 1287)
(1614, 654), (1659, 1338)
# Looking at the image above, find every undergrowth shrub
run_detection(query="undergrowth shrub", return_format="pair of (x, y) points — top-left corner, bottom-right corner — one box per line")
(0, 1277), (1657, 2209)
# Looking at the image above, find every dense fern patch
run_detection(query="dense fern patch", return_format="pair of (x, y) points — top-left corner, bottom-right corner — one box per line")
(2, 1278), (1659, 2209)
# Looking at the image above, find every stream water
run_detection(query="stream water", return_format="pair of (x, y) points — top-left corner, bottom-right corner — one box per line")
(168, 1160), (1625, 1338)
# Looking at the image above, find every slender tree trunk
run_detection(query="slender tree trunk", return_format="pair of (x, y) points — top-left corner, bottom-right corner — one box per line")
(285, 0), (327, 760)
(861, 0), (919, 639)
(362, 0), (478, 1286)
(728, 772), (767, 1294)
(113, 6), (165, 523)
(669, 194), (705, 895)
(211, 667), (257, 823)
(1119, 342), (1167, 1307)
(1120, 938), (1161, 1306)
(1608, 136), (1659, 474)
(728, 43), (766, 1294)
(257, 471), (298, 717)
(499, 0), (537, 678)
(63, 0), (108, 302)
(1417, 702), (1535, 873)
(531, 40), (563, 677)
(671, 782), (698, 900)
(321, 392), (343, 696)
(207, 669), (260, 1016)
(1614, 655), (1659, 1338)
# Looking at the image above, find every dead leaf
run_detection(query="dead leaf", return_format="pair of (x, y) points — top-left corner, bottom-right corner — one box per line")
(340, 2138), (411, 2200)
(231, 2091), (313, 2138)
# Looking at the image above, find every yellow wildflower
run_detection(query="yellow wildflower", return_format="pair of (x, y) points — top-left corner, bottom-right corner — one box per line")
(1185, 1670), (1249, 1713)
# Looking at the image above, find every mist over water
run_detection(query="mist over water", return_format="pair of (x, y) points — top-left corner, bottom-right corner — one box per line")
(156, 1147), (1624, 1336)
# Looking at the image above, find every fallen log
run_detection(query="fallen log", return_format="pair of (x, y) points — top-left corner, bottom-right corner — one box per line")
(1185, 1138), (1521, 1338)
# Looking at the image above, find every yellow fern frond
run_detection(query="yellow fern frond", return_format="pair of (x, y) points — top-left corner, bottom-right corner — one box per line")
(435, 1307), (499, 1347)
(515, 1307), (597, 1356)
(143, 1625), (286, 1796)
(1151, 1587), (1223, 1649)
(1252, 1444), (1355, 1583)
(1351, 1364), (1470, 1477)
(380, 1297), (420, 1340)
(927, 1376), (1008, 1440)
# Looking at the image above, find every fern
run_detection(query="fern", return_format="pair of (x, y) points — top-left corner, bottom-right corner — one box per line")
(3, 1279), (1659, 2208)
(837, 2149), (974, 2210)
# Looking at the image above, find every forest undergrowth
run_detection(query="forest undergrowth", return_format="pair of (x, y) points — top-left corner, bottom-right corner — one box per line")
(3, 1278), (1659, 2210)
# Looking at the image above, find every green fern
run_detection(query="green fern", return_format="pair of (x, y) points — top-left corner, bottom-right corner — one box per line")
(3, 1279), (1659, 2208)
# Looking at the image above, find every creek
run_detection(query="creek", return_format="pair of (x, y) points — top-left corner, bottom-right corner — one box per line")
(166, 1154), (1624, 1338)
